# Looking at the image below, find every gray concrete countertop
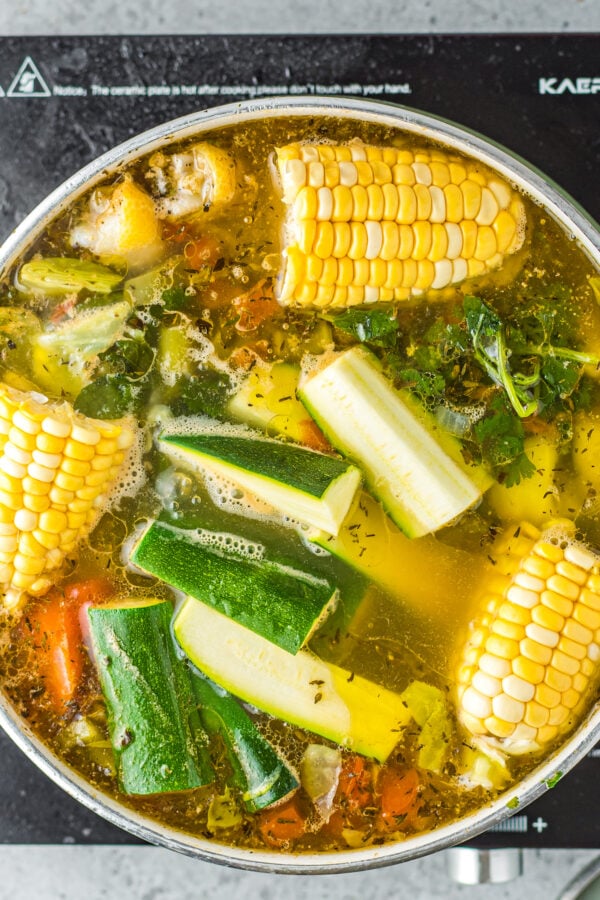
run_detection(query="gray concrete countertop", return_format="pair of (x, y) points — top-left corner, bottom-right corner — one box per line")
(0, 3), (599, 899)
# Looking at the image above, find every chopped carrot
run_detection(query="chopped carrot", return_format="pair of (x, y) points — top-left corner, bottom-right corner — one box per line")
(184, 236), (221, 270)
(377, 766), (420, 830)
(234, 280), (281, 332)
(336, 754), (373, 811)
(257, 795), (306, 849)
(27, 578), (112, 715)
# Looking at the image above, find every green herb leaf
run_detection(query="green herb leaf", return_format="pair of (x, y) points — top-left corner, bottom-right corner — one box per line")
(325, 309), (399, 348)
(74, 375), (135, 419)
(471, 396), (536, 486)
(99, 338), (155, 380)
(170, 369), (233, 419)
(392, 367), (446, 404)
(162, 286), (188, 312)
(464, 295), (539, 418)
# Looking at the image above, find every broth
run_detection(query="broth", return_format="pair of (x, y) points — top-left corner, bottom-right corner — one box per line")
(0, 115), (598, 853)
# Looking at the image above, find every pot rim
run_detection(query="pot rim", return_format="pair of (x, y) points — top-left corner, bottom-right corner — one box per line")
(0, 95), (599, 873)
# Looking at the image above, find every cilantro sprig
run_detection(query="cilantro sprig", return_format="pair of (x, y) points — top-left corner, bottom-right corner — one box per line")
(464, 295), (599, 419)
(381, 291), (598, 485)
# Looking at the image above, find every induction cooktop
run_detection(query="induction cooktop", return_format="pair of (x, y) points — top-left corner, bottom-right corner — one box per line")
(0, 34), (598, 849)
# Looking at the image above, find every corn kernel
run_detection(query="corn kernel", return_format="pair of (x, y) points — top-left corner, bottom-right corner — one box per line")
(307, 161), (324, 188)
(573, 604), (600, 631)
(558, 636), (587, 660)
(382, 183), (399, 220)
(535, 683), (561, 709)
(350, 185), (368, 222)
(512, 655), (545, 684)
(563, 618), (593, 645)
(355, 160), (374, 186)
(380, 221), (400, 261)
(38, 509), (68, 534)
(338, 161), (357, 187)
(544, 667), (571, 692)
(35, 432), (65, 454)
(413, 183), (432, 220)
(550, 649), (580, 676)
(13, 554), (45, 577)
(384, 259), (403, 289)
(320, 257), (338, 287)
(484, 715), (516, 738)
(392, 163), (415, 186)
(14, 411), (42, 435)
(366, 184), (384, 220)
(336, 257), (354, 287)
(41, 416), (70, 438)
(492, 618), (526, 642)
(23, 494), (50, 514)
(536, 542), (564, 563)
(331, 185), (353, 222)
(414, 259), (435, 291)
(541, 589), (573, 617)
(401, 259), (418, 289)
(61, 458), (92, 477)
(5, 444), (32, 466)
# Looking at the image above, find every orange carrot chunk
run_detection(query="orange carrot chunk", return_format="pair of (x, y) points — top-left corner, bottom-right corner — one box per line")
(336, 754), (373, 811)
(258, 795), (307, 849)
(28, 578), (112, 714)
(378, 766), (420, 830)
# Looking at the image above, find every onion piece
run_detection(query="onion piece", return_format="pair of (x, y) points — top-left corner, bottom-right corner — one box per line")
(299, 744), (342, 822)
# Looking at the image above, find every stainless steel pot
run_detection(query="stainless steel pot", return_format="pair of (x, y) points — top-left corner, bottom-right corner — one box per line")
(0, 96), (599, 874)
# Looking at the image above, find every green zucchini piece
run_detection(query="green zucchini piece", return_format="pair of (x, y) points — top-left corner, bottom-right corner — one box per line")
(131, 521), (337, 654)
(174, 597), (411, 762)
(159, 432), (361, 536)
(19, 257), (122, 295)
(87, 598), (213, 795)
(192, 672), (298, 811)
(298, 346), (484, 538)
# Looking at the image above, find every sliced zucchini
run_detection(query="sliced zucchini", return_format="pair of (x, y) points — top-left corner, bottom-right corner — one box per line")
(159, 431), (361, 536)
(192, 672), (298, 811)
(131, 521), (338, 654)
(174, 597), (411, 762)
(87, 598), (213, 795)
(299, 346), (485, 537)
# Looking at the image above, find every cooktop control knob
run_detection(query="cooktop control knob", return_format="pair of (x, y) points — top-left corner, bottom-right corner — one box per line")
(446, 848), (524, 884)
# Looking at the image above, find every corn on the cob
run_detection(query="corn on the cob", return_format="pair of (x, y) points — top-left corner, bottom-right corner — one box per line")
(0, 383), (134, 610)
(457, 521), (600, 755)
(275, 142), (526, 308)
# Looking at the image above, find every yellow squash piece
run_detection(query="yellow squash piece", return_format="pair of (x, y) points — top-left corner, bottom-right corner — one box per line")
(275, 142), (526, 307)
(456, 521), (600, 755)
(0, 384), (134, 609)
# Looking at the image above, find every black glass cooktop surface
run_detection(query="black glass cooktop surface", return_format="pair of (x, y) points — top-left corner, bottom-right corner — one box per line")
(0, 34), (598, 849)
